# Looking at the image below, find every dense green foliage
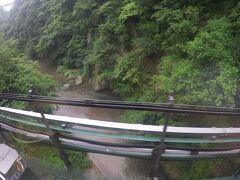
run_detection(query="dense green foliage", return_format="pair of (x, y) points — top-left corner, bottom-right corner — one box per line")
(2, 0), (240, 178)
(0, 33), (90, 172)
(0, 35), (55, 97)
(15, 141), (90, 170)
(6, 0), (240, 109)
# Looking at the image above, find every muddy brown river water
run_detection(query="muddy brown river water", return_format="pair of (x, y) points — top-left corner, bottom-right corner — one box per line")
(38, 60), (151, 180)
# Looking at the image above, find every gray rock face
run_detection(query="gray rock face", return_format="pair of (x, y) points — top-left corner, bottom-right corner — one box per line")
(75, 75), (84, 85)
(63, 83), (70, 88)
(92, 77), (109, 91)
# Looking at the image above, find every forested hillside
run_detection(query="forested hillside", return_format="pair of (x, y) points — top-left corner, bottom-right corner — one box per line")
(5, 0), (240, 128)
(0, 19), (91, 172)
(6, 0), (240, 111)
(0, 35), (56, 109)
(1, 1), (240, 178)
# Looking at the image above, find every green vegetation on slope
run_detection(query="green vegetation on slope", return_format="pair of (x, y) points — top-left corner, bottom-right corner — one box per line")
(15, 141), (90, 170)
(5, 0), (240, 134)
(3, 0), (240, 178)
(0, 35), (90, 169)
(0, 34), (56, 109)
(6, 0), (240, 110)
(0, 32), (90, 171)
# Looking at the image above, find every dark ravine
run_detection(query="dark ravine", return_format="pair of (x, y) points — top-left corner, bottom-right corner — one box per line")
(38, 60), (152, 179)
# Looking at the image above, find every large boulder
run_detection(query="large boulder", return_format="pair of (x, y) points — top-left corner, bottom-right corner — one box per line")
(92, 77), (109, 91)
(75, 75), (84, 85)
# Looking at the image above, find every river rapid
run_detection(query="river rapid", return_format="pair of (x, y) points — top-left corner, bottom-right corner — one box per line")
(38, 60), (151, 180)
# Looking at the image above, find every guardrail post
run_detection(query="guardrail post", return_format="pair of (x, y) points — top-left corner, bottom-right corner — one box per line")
(39, 112), (72, 170)
(0, 125), (10, 144)
(0, 100), (11, 145)
(151, 94), (174, 180)
(0, 100), (10, 107)
(28, 88), (72, 170)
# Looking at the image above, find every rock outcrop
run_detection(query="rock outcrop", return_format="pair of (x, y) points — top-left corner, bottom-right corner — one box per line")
(92, 77), (109, 91)
(75, 75), (84, 85)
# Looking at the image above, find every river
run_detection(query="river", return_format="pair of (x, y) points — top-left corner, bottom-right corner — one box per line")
(38, 60), (152, 180)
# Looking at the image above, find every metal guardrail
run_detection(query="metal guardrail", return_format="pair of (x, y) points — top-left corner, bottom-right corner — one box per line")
(1, 123), (240, 160)
(0, 107), (240, 143)
(0, 106), (239, 159)
(1, 93), (240, 115)
(0, 93), (239, 179)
